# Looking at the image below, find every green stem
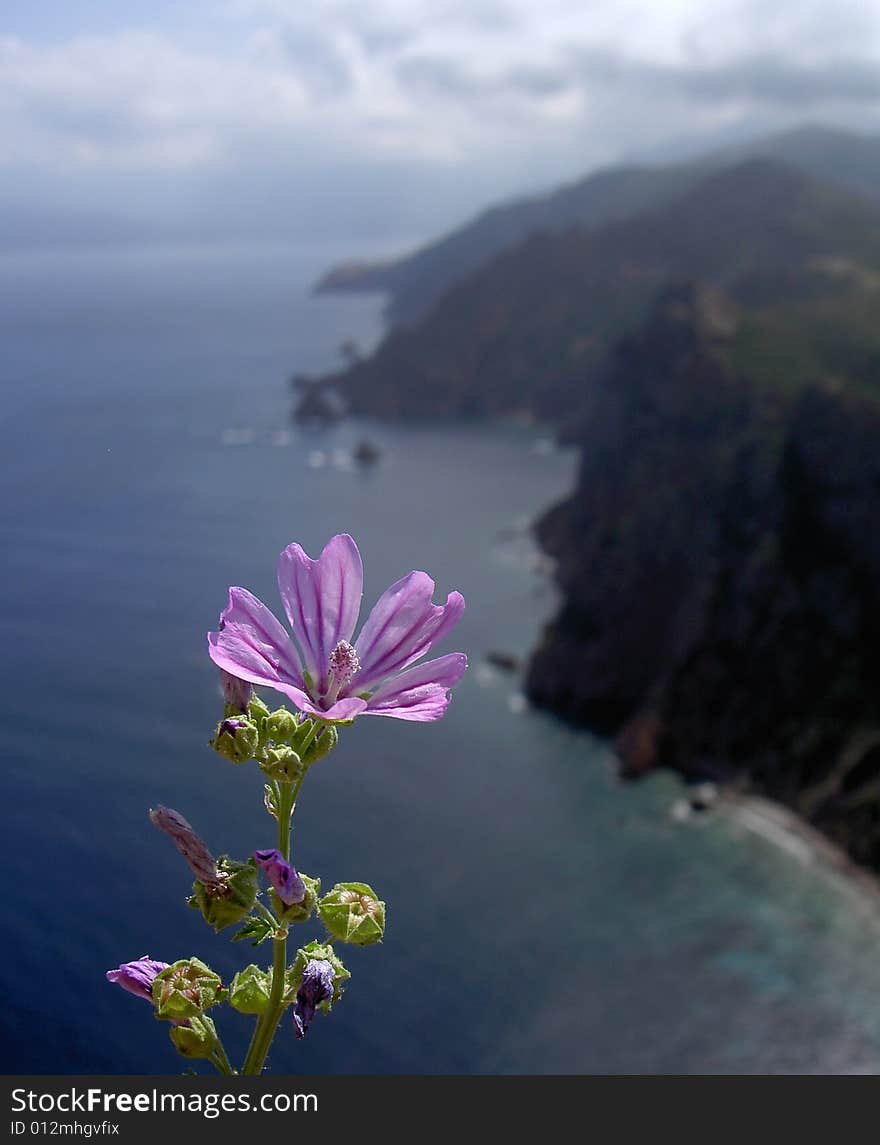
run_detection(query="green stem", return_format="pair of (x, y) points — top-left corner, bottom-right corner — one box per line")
(255, 900), (281, 928)
(210, 1039), (235, 1076)
(241, 774), (305, 1075)
(297, 718), (321, 759)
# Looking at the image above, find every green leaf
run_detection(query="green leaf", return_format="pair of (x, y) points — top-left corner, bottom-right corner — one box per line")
(232, 915), (274, 947)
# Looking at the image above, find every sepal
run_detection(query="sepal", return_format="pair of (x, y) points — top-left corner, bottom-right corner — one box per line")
(189, 857), (258, 931)
(229, 965), (272, 1015)
(152, 958), (223, 1021)
(169, 1015), (219, 1060)
(318, 882), (385, 946)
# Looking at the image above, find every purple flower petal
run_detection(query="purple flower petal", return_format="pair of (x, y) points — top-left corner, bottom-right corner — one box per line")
(106, 956), (169, 1003)
(364, 652), (468, 721)
(149, 805), (221, 887)
(208, 536), (466, 724)
(254, 848), (306, 906)
(277, 535), (363, 687)
(208, 587), (311, 708)
(292, 959), (335, 1039)
(293, 694), (369, 722)
(355, 573), (465, 692)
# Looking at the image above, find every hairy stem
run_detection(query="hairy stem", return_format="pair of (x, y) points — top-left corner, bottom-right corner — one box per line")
(241, 774), (304, 1075)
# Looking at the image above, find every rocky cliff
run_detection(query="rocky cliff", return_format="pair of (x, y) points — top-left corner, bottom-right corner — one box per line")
(309, 159), (880, 424)
(526, 284), (880, 871)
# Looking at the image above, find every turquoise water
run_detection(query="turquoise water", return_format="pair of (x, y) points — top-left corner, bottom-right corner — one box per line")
(3, 242), (880, 1074)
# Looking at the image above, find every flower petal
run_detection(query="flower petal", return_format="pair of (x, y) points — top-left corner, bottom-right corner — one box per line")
(295, 694), (369, 723)
(364, 652), (468, 721)
(277, 534), (364, 687)
(208, 587), (310, 707)
(355, 573), (465, 691)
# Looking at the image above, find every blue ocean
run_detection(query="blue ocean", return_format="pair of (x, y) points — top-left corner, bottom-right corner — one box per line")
(3, 241), (880, 1074)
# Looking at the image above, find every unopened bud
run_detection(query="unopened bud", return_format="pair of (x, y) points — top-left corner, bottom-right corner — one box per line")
(211, 716), (260, 763)
(169, 1015), (219, 1060)
(260, 744), (303, 784)
(265, 707), (298, 742)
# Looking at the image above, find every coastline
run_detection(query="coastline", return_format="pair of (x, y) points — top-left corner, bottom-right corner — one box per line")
(715, 790), (880, 920)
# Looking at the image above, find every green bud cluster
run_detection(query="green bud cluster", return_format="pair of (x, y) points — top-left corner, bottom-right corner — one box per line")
(210, 691), (341, 776)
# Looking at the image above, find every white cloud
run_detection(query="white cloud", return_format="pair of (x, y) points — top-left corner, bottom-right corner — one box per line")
(1, 1), (879, 242)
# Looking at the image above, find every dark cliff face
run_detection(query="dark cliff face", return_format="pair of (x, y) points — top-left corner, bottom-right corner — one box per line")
(527, 285), (880, 871)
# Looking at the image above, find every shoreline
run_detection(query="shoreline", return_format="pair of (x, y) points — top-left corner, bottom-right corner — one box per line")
(715, 789), (880, 920)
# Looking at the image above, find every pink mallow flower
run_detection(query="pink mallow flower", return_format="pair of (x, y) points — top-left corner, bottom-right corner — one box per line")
(208, 534), (467, 722)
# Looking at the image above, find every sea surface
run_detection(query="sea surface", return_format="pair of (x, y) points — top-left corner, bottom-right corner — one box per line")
(3, 241), (880, 1074)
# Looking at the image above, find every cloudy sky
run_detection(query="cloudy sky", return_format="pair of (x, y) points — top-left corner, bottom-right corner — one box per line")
(2, 0), (879, 250)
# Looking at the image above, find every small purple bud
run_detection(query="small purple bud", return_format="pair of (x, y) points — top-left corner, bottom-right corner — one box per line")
(149, 805), (222, 889)
(221, 669), (253, 712)
(292, 959), (335, 1039)
(106, 956), (169, 1003)
(254, 848), (306, 906)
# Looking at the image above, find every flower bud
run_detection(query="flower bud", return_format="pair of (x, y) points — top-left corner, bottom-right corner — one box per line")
(149, 806), (221, 888)
(106, 956), (169, 1003)
(260, 744), (303, 784)
(210, 715), (260, 763)
(254, 849), (305, 906)
(318, 882), (385, 946)
(265, 707), (299, 742)
(188, 856), (258, 931)
(228, 965), (272, 1016)
(169, 1014), (219, 1060)
(152, 958), (223, 1021)
(220, 670), (253, 713)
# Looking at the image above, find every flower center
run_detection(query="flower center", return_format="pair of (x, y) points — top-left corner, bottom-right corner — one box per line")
(324, 640), (360, 705)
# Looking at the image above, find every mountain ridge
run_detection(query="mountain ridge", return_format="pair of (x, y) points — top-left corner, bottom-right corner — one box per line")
(314, 124), (880, 327)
